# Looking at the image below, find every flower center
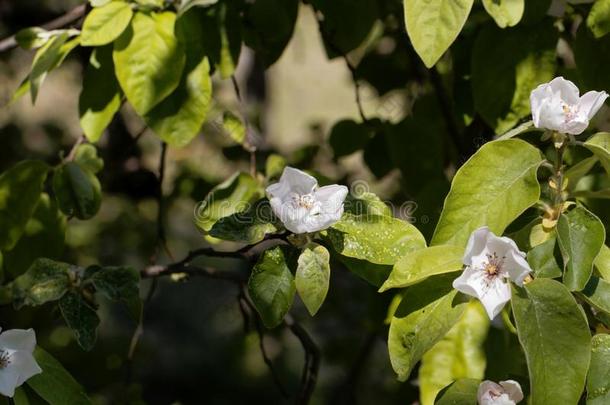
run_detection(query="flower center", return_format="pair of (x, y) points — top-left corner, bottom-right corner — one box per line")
(482, 252), (505, 278)
(0, 350), (10, 369)
(561, 102), (578, 123)
(291, 193), (316, 210)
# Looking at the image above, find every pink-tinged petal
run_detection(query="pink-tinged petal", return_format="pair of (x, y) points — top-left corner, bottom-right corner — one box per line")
(500, 380), (524, 403)
(0, 329), (36, 353)
(548, 77), (580, 104)
(579, 90), (608, 120)
(463, 227), (491, 266)
(561, 118), (589, 135)
(477, 381), (504, 405)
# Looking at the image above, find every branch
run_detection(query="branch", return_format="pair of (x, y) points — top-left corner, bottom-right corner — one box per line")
(0, 4), (87, 53)
(230, 75), (257, 176)
(285, 314), (320, 404)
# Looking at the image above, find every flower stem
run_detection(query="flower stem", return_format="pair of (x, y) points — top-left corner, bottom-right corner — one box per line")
(552, 136), (567, 212)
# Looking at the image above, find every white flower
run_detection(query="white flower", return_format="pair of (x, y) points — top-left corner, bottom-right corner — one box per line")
(0, 328), (42, 397)
(266, 167), (348, 234)
(548, 0), (594, 17)
(452, 227), (532, 320)
(530, 77), (608, 135)
(478, 380), (524, 405)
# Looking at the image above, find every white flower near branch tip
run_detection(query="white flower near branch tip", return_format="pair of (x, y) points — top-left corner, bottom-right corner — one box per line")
(530, 76), (608, 135)
(0, 328), (42, 397)
(452, 227), (532, 320)
(266, 167), (348, 234)
(478, 380), (524, 405)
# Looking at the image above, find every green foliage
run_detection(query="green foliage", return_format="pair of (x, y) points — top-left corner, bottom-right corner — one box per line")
(432, 140), (543, 248)
(587, 334), (610, 405)
(209, 200), (278, 244)
(80, 1), (133, 46)
(482, 0), (524, 28)
(574, 25), (610, 92)
(557, 206), (605, 291)
(585, 133), (610, 176)
(329, 120), (372, 159)
(512, 279), (591, 405)
(248, 247), (295, 328)
(15, 27), (50, 50)
(8, 258), (71, 309)
(59, 291), (100, 351)
(53, 162), (102, 220)
(580, 276), (610, 314)
(588, 0), (610, 38)
(295, 243), (330, 316)
(434, 379), (479, 405)
(526, 236), (562, 278)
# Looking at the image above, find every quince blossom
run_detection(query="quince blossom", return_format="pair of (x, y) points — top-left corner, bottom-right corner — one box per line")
(0, 328), (42, 397)
(478, 380), (524, 405)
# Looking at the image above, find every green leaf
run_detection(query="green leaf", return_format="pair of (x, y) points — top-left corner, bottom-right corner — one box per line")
(195, 172), (264, 233)
(27, 347), (91, 405)
(9, 258), (71, 309)
(596, 245), (610, 282)
(178, 0), (218, 16)
(403, 0), (474, 67)
(15, 27), (50, 49)
(419, 302), (488, 405)
(511, 278), (591, 405)
(59, 291), (100, 351)
(145, 10), (213, 147)
(482, 0), (524, 28)
(222, 111), (247, 146)
(209, 199), (278, 244)
(3, 194), (66, 278)
(527, 236), (562, 278)
(295, 244), (330, 316)
(248, 247), (296, 328)
(587, 334), (610, 405)
(86, 266), (140, 302)
(217, 4), (241, 79)
(328, 119), (371, 158)
(73, 144), (104, 174)
(432, 139), (543, 248)
(343, 192), (393, 217)
(79, 46), (122, 142)
(327, 213), (426, 265)
(434, 379), (480, 405)
(565, 156), (599, 192)
(335, 255), (391, 288)
(580, 276), (610, 315)
(380, 245), (463, 292)
(388, 273), (468, 381)
(53, 162), (102, 220)
(265, 154), (286, 180)
(574, 26), (610, 94)
(0, 160), (49, 250)
(588, 0), (610, 38)
(557, 206), (606, 291)
(585, 133), (610, 177)
(472, 22), (556, 133)
(80, 1), (133, 46)
(113, 11), (185, 115)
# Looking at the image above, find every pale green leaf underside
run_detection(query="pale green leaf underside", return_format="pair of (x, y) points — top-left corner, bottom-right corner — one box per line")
(295, 244), (331, 316)
(482, 0), (524, 28)
(80, 1), (133, 46)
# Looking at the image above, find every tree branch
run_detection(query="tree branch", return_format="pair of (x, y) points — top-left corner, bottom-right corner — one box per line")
(285, 314), (320, 404)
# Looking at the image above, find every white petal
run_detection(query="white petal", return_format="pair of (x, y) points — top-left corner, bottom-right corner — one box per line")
(478, 381), (504, 405)
(505, 250), (532, 286)
(280, 167), (317, 194)
(316, 185), (348, 216)
(269, 197), (309, 234)
(452, 267), (482, 298)
(536, 96), (568, 132)
(0, 368), (19, 398)
(500, 380), (524, 403)
(479, 279), (511, 320)
(548, 77), (580, 104)
(10, 351), (42, 386)
(530, 83), (552, 127)
(579, 90), (608, 120)
(463, 227), (491, 266)
(0, 329), (36, 353)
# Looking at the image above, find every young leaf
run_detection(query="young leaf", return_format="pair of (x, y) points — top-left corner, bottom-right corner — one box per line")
(80, 1), (133, 46)
(9, 258), (71, 309)
(265, 154), (286, 180)
(15, 27), (50, 49)
(587, 334), (610, 405)
(388, 273), (468, 381)
(557, 206), (605, 291)
(295, 244), (330, 316)
(432, 139), (543, 248)
(0, 160), (49, 251)
(403, 0), (474, 67)
(222, 111), (247, 146)
(511, 278), (591, 405)
(434, 378), (480, 405)
(73, 144), (104, 174)
(53, 162), (102, 220)
(482, 0), (524, 28)
(248, 247), (296, 328)
(209, 199), (278, 244)
(79, 46), (122, 142)
(85, 266), (140, 302)
(380, 245), (464, 292)
(327, 213), (426, 265)
(588, 0), (610, 39)
(59, 291), (100, 351)
(27, 347), (90, 405)
(584, 132), (610, 176)
(113, 11), (185, 115)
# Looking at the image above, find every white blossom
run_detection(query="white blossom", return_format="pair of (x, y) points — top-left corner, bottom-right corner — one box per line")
(452, 227), (532, 320)
(478, 380), (524, 405)
(266, 167), (348, 234)
(530, 76), (608, 135)
(0, 328), (42, 397)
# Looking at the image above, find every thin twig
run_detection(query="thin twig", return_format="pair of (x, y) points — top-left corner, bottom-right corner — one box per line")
(230, 75), (257, 176)
(285, 314), (320, 404)
(65, 134), (86, 162)
(0, 4), (87, 52)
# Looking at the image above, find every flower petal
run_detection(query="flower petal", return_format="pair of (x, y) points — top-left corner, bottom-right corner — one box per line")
(579, 90), (608, 120)
(0, 329), (36, 353)
(505, 250), (532, 286)
(463, 226), (491, 266)
(0, 367), (20, 398)
(452, 267), (482, 298)
(10, 351), (42, 386)
(530, 83), (552, 127)
(315, 185), (348, 215)
(500, 380), (524, 403)
(477, 380), (504, 405)
(479, 278), (511, 319)
(548, 76), (580, 104)
(269, 197), (310, 234)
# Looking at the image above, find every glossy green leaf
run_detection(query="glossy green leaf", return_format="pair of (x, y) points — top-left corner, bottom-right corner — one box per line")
(343, 192), (393, 217)
(0, 160), (49, 251)
(3, 194), (66, 278)
(587, 334), (610, 405)
(482, 0), (524, 28)
(59, 291), (100, 351)
(9, 258), (71, 309)
(248, 247), (295, 328)
(27, 347), (91, 405)
(335, 255), (392, 288)
(79, 46), (122, 142)
(527, 236), (562, 278)
(511, 278), (591, 405)
(432, 139), (543, 248)
(113, 11), (185, 115)
(434, 378), (480, 405)
(388, 273), (468, 381)
(588, 0), (610, 38)
(80, 1), (133, 46)
(580, 276), (610, 314)
(194, 172), (264, 233)
(565, 156), (599, 192)
(419, 302), (488, 405)
(585, 133), (610, 176)
(557, 206), (605, 291)
(209, 199), (278, 244)
(328, 213), (426, 265)
(472, 22), (556, 133)
(380, 245), (463, 292)
(404, 0), (474, 67)
(53, 162), (102, 220)
(596, 245), (610, 282)
(295, 244), (330, 316)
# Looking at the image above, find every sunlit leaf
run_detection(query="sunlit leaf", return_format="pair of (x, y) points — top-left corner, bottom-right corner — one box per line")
(482, 0), (524, 28)
(295, 244), (330, 316)
(53, 162), (102, 220)
(80, 1), (133, 46)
